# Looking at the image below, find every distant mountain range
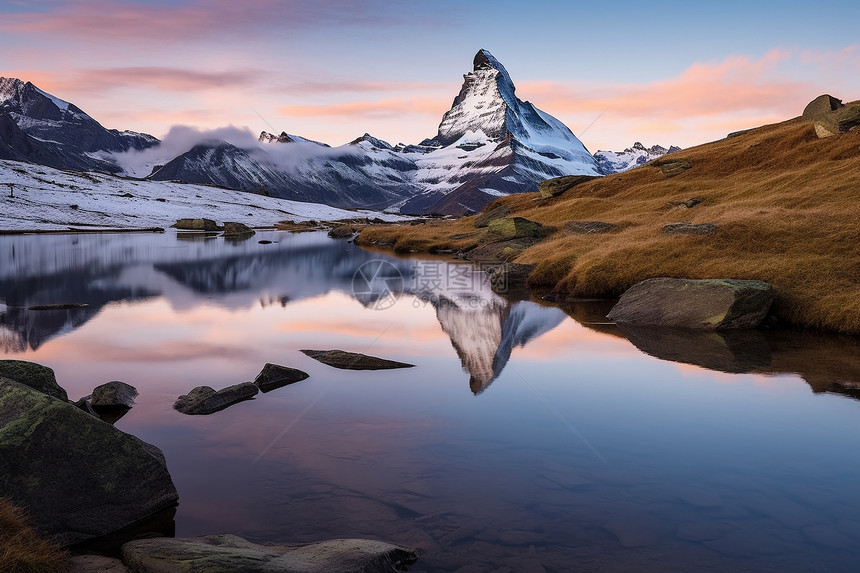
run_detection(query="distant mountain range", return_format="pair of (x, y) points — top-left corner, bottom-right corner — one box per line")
(1, 51), (678, 215)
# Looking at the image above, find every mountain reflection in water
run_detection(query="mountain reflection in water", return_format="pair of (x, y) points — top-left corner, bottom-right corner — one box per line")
(3, 231), (860, 573)
(2, 231), (860, 400)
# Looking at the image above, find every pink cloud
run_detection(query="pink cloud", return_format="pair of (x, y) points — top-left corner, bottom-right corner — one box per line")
(520, 50), (811, 121)
(280, 98), (447, 120)
(0, 0), (384, 42)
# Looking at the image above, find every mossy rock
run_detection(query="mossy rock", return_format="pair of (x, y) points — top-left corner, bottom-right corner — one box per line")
(607, 277), (774, 330)
(0, 360), (67, 401)
(474, 204), (511, 228)
(0, 378), (178, 546)
(538, 175), (599, 198)
(487, 217), (542, 240)
(222, 222), (255, 239)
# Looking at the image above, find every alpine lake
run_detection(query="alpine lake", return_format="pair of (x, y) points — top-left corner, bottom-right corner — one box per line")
(2, 229), (860, 572)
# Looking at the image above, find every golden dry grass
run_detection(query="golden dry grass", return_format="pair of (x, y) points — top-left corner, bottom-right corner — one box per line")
(0, 499), (69, 573)
(358, 118), (860, 334)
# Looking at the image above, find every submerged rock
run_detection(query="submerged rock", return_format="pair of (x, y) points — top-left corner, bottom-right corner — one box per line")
(253, 363), (309, 393)
(300, 349), (414, 370)
(607, 277), (774, 330)
(121, 534), (418, 573)
(0, 378), (178, 546)
(173, 383), (259, 415)
(0, 359), (68, 401)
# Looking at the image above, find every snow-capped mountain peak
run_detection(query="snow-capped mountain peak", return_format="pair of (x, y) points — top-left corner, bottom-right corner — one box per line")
(594, 142), (681, 174)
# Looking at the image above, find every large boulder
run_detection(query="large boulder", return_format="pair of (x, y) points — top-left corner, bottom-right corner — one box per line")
(0, 360), (68, 401)
(121, 534), (418, 573)
(473, 204), (511, 228)
(487, 217), (542, 240)
(173, 383), (259, 415)
(300, 349), (414, 370)
(607, 277), (774, 330)
(538, 175), (598, 198)
(174, 218), (220, 231)
(813, 103), (860, 138)
(222, 221), (255, 240)
(90, 381), (138, 409)
(802, 94), (844, 121)
(0, 378), (178, 547)
(253, 363), (309, 393)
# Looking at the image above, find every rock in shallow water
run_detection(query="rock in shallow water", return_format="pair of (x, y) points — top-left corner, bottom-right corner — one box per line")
(253, 363), (309, 393)
(607, 277), (773, 330)
(90, 380), (138, 409)
(173, 383), (259, 415)
(0, 378), (178, 547)
(300, 349), (414, 370)
(121, 534), (419, 573)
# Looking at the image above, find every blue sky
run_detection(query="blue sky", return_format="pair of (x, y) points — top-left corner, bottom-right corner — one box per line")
(1, 0), (858, 151)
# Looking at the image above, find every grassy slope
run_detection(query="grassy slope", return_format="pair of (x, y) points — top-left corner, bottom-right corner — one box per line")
(358, 118), (860, 334)
(0, 499), (68, 573)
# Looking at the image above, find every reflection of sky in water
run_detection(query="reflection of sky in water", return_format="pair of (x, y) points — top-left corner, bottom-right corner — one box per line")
(2, 231), (860, 572)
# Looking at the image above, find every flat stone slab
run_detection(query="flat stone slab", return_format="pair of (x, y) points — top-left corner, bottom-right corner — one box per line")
(121, 534), (418, 573)
(607, 277), (774, 330)
(564, 221), (615, 234)
(253, 363), (309, 393)
(662, 222), (718, 235)
(174, 383), (259, 415)
(300, 349), (414, 370)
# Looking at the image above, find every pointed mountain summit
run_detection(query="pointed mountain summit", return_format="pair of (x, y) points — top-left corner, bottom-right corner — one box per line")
(401, 49), (600, 214)
(0, 77), (157, 172)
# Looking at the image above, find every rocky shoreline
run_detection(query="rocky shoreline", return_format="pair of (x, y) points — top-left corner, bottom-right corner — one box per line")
(0, 359), (419, 572)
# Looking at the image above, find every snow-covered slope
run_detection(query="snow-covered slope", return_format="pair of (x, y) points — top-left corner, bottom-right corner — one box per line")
(149, 132), (418, 209)
(0, 77), (157, 172)
(0, 158), (405, 231)
(400, 49), (600, 214)
(593, 142), (681, 174)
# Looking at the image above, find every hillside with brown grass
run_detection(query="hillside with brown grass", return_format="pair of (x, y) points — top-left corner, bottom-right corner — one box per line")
(0, 499), (68, 573)
(357, 114), (860, 334)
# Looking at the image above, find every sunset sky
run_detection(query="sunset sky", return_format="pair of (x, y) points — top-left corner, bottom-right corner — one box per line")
(2, 0), (859, 152)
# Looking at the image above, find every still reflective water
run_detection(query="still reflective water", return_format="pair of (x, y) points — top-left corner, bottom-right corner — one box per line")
(2, 230), (860, 572)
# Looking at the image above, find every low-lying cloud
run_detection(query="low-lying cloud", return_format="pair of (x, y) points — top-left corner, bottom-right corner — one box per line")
(111, 124), (358, 177)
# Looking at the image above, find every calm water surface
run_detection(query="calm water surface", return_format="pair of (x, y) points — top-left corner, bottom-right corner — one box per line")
(2, 230), (860, 572)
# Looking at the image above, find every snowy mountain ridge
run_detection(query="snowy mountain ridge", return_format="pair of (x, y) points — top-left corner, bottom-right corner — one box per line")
(594, 141), (681, 174)
(2, 50), (607, 216)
